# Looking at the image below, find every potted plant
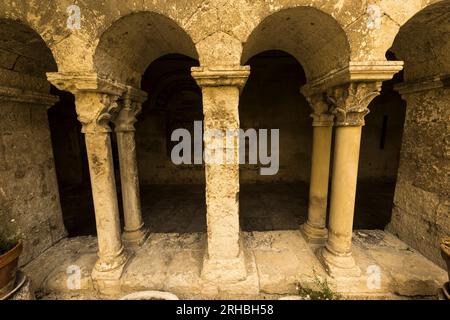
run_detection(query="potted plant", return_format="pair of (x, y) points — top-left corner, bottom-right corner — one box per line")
(0, 238), (22, 299)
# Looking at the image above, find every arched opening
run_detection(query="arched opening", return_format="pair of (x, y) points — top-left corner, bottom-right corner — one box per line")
(136, 54), (205, 233)
(94, 12), (205, 234)
(0, 19), (75, 262)
(241, 7), (351, 81)
(239, 50), (309, 231)
(239, 7), (350, 232)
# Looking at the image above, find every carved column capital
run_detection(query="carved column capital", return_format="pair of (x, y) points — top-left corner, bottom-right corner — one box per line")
(46, 72), (127, 133)
(191, 65), (250, 92)
(113, 86), (148, 132)
(76, 92), (122, 133)
(326, 82), (382, 127)
(303, 93), (335, 127)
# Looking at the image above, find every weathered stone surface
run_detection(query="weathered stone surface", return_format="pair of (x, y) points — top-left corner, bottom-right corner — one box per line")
(388, 86), (450, 269)
(0, 91), (66, 265)
(0, 0), (448, 300)
(9, 278), (35, 300)
(22, 231), (447, 300)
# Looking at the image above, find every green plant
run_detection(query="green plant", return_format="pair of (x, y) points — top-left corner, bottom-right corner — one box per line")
(297, 271), (342, 300)
(0, 238), (17, 256)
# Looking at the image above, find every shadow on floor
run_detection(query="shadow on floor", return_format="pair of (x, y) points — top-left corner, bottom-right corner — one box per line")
(59, 180), (396, 236)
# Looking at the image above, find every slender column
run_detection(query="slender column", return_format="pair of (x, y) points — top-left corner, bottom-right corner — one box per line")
(317, 82), (381, 277)
(113, 88), (148, 246)
(47, 72), (129, 284)
(300, 94), (334, 244)
(78, 92), (128, 277)
(191, 66), (250, 283)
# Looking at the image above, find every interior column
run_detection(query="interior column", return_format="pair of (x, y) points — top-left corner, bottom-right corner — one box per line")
(191, 66), (250, 283)
(114, 87), (148, 246)
(300, 94), (334, 244)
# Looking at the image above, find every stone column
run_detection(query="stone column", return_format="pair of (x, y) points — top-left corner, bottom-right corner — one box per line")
(317, 82), (382, 277)
(191, 66), (250, 283)
(300, 94), (334, 244)
(113, 87), (148, 246)
(47, 73), (128, 283)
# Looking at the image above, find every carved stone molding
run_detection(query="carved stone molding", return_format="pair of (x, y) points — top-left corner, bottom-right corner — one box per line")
(0, 85), (58, 107)
(125, 86), (148, 104)
(395, 74), (450, 96)
(303, 61), (404, 96)
(326, 82), (382, 127)
(46, 72), (127, 134)
(46, 72), (126, 96)
(302, 93), (334, 127)
(191, 66), (250, 92)
(0, 69), (51, 93)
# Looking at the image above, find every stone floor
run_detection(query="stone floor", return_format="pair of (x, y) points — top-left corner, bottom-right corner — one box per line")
(23, 230), (447, 300)
(60, 181), (396, 236)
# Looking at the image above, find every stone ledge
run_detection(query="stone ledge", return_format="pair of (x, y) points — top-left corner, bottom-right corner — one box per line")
(23, 231), (447, 300)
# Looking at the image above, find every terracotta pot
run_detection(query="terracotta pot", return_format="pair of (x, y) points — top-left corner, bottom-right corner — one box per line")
(120, 291), (179, 300)
(0, 242), (23, 299)
(441, 237), (450, 282)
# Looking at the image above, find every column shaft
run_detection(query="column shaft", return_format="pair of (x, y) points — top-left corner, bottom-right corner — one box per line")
(192, 66), (251, 284)
(203, 86), (242, 261)
(302, 125), (333, 243)
(327, 126), (362, 255)
(116, 129), (146, 245)
(84, 131), (127, 271)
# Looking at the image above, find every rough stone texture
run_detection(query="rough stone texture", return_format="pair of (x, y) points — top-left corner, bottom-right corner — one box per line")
(0, 1), (438, 80)
(0, 74), (66, 265)
(23, 231), (447, 300)
(388, 87), (450, 269)
(8, 277), (36, 300)
(0, 0), (448, 298)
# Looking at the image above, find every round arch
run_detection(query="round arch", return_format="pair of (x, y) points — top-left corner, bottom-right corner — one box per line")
(241, 6), (351, 82)
(94, 11), (198, 87)
(0, 18), (58, 79)
(391, 0), (450, 81)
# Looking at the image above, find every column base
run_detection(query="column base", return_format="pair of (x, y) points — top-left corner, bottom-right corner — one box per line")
(122, 226), (149, 247)
(91, 249), (130, 296)
(316, 246), (361, 278)
(201, 249), (247, 283)
(300, 222), (328, 245)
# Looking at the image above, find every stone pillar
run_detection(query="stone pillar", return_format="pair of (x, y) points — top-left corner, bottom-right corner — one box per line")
(0, 70), (67, 265)
(113, 87), (148, 246)
(47, 73), (129, 284)
(387, 77), (450, 269)
(191, 66), (250, 283)
(317, 82), (382, 277)
(300, 94), (334, 244)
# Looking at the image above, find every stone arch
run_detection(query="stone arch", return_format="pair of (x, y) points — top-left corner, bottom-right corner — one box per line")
(0, 18), (58, 80)
(390, 0), (450, 81)
(241, 6), (351, 82)
(93, 11), (198, 87)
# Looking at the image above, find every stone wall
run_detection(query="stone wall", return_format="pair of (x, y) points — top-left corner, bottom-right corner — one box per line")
(0, 74), (67, 265)
(387, 86), (450, 268)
